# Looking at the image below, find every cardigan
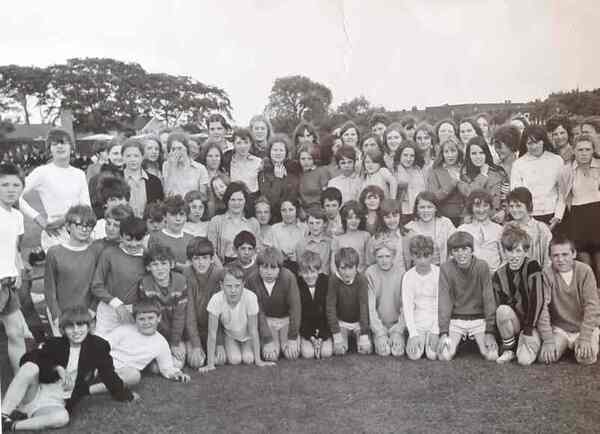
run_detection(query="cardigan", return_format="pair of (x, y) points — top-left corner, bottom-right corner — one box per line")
(258, 161), (301, 223)
(326, 272), (370, 335)
(21, 334), (133, 413)
(297, 273), (331, 340)
(556, 157), (600, 220)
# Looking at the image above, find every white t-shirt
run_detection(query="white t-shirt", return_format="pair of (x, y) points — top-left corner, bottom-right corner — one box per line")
(63, 346), (81, 398)
(91, 219), (106, 240)
(107, 324), (178, 378)
(0, 205), (24, 279)
(207, 289), (259, 342)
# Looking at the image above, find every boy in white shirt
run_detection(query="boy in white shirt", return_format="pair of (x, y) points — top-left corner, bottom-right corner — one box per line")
(402, 235), (440, 360)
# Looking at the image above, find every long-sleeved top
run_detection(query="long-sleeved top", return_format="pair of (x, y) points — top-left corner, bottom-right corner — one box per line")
(492, 258), (544, 335)
(402, 266), (440, 337)
(184, 263), (223, 348)
(396, 166), (426, 215)
(296, 234), (332, 275)
(405, 217), (456, 266)
(505, 220), (552, 269)
(331, 231), (371, 273)
(44, 243), (103, 319)
(458, 169), (507, 213)
(438, 257), (496, 335)
(148, 229), (194, 265)
(258, 162), (300, 223)
(326, 272), (370, 335)
(427, 166), (465, 222)
(138, 272), (188, 345)
(366, 229), (408, 272)
(246, 267), (302, 341)
(510, 151), (564, 217)
(269, 221), (307, 262)
(297, 273), (331, 340)
(537, 261), (600, 343)
(556, 157), (600, 220)
(91, 246), (145, 306)
(19, 162), (91, 222)
(207, 212), (260, 260)
(458, 220), (504, 272)
(299, 166), (330, 209)
(21, 334), (133, 413)
(365, 262), (404, 338)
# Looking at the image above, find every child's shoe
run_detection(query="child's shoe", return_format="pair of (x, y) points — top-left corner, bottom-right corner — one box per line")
(497, 350), (515, 364)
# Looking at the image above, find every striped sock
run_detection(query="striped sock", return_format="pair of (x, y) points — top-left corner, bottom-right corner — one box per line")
(502, 336), (516, 350)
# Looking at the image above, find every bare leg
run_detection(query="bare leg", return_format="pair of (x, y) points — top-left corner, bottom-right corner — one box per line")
(2, 362), (40, 415)
(13, 407), (69, 430)
(1, 310), (27, 374)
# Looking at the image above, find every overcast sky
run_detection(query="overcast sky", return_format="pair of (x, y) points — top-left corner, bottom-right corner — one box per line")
(2, 0), (598, 124)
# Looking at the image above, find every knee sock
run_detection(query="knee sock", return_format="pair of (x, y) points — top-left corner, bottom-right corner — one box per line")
(502, 336), (516, 351)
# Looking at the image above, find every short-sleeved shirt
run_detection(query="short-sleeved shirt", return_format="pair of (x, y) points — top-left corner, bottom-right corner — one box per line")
(206, 289), (259, 342)
(0, 206), (24, 279)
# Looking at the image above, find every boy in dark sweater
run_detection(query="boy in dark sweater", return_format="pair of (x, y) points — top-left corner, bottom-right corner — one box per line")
(297, 251), (332, 359)
(138, 244), (188, 369)
(493, 225), (544, 365)
(92, 217), (147, 338)
(327, 247), (371, 355)
(231, 230), (258, 282)
(246, 246), (302, 361)
(184, 237), (225, 369)
(437, 231), (498, 361)
(537, 236), (600, 365)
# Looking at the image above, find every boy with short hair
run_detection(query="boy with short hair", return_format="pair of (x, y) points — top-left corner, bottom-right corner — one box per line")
(296, 251), (332, 359)
(246, 247), (302, 361)
(537, 236), (600, 365)
(296, 207), (332, 275)
(139, 244), (188, 368)
(184, 237), (225, 368)
(148, 195), (194, 271)
(1, 306), (136, 432)
(366, 240), (405, 356)
(327, 247), (371, 355)
(91, 176), (131, 239)
(0, 162), (27, 373)
(144, 200), (166, 234)
(91, 217), (147, 338)
(327, 146), (363, 204)
(45, 205), (101, 331)
(493, 225), (545, 365)
(402, 235), (440, 361)
(321, 187), (344, 237)
(231, 230), (258, 281)
(437, 231), (499, 361)
(199, 263), (275, 373)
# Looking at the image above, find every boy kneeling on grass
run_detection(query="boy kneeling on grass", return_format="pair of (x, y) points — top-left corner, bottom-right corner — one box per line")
(1, 306), (138, 432)
(492, 225), (544, 365)
(199, 263), (275, 373)
(327, 247), (372, 355)
(437, 231), (499, 361)
(537, 236), (600, 365)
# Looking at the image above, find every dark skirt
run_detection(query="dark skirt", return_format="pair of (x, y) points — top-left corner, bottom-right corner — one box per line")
(566, 202), (600, 250)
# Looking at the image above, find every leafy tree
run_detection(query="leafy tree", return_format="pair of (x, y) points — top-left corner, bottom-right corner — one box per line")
(0, 65), (52, 125)
(328, 95), (388, 132)
(266, 75), (333, 134)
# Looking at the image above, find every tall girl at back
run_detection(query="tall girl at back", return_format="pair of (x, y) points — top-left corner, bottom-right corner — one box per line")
(395, 141), (426, 224)
(331, 200), (371, 274)
(405, 191), (456, 266)
(362, 148), (397, 199)
(359, 185), (385, 235)
(383, 123), (406, 171)
(366, 199), (408, 272)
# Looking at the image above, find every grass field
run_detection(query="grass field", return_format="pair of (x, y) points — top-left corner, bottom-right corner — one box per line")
(8, 195), (600, 433)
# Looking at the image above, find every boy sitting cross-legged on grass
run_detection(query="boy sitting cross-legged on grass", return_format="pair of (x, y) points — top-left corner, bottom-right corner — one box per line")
(199, 263), (275, 373)
(92, 216), (147, 338)
(402, 235), (440, 361)
(492, 225), (544, 365)
(437, 231), (499, 361)
(537, 235), (600, 365)
(366, 239), (406, 357)
(184, 237), (225, 369)
(138, 244), (188, 369)
(327, 247), (372, 355)
(297, 251), (333, 359)
(246, 246), (302, 361)
(1, 306), (137, 432)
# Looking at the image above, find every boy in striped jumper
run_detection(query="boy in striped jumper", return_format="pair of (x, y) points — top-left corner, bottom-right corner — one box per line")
(493, 225), (544, 365)
(537, 236), (600, 365)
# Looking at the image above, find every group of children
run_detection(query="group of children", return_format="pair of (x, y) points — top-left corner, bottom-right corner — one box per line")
(2, 118), (600, 431)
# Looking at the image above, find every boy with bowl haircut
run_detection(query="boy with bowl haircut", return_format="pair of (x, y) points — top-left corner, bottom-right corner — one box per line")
(246, 246), (302, 361)
(493, 225), (544, 365)
(537, 236), (600, 365)
(199, 263), (275, 373)
(139, 244), (188, 368)
(437, 231), (499, 361)
(91, 204), (135, 252)
(402, 235), (440, 361)
(327, 146), (362, 204)
(296, 251), (332, 359)
(231, 230), (259, 282)
(91, 176), (130, 239)
(366, 240), (405, 357)
(327, 247), (372, 355)
(321, 187), (344, 237)
(184, 237), (225, 368)
(92, 217), (147, 338)
(1, 306), (136, 432)
(296, 206), (332, 275)
(0, 162), (27, 373)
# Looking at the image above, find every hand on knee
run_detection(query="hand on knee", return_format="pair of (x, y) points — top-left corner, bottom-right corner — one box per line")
(390, 333), (405, 357)
(374, 335), (391, 356)
(357, 334), (372, 355)
(227, 352), (242, 365)
(262, 342), (279, 361)
(215, 345), (227, 366)
(406, 336), (424, 360)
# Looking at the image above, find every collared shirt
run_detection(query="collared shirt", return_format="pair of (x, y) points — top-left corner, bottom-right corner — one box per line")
(572, 159), (600, 206)
(328, 174), (363, 204)
(326, 214), (344, 237)
(207, 212), (261, 260)
(229, 154), (262, 193)
(163, 160), (209, 197)
(124, 169), (148, 218)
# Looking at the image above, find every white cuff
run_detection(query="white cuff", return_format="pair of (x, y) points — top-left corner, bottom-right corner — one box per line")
(358, 334), (370, 346)
(109, 298), (124, 309)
